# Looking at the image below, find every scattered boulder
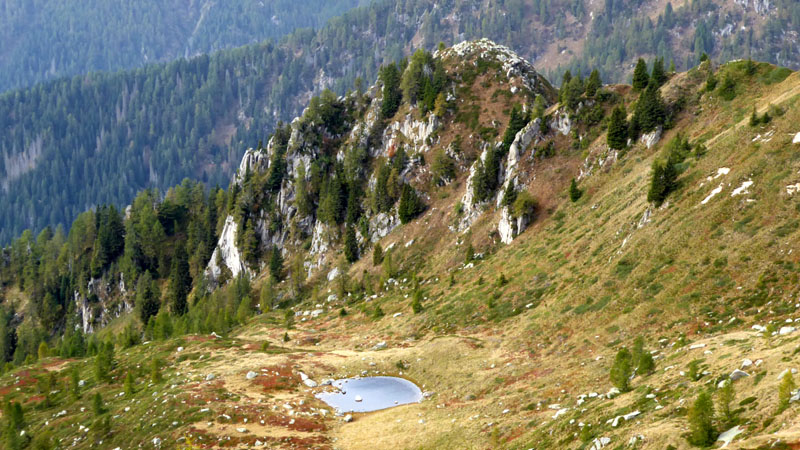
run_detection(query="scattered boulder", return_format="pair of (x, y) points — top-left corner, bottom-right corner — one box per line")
(793, 132), (800, 144)
(373, 341), (387, 350)
(716, 425), (744, 448)
(205, 374), (215, 381)
(730, 369), (750, 381)
(246, 371), (258, 380)
(343, 414), (353, 423)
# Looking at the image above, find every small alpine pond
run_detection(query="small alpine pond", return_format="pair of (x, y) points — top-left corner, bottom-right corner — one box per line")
(315, 376), (422, 413)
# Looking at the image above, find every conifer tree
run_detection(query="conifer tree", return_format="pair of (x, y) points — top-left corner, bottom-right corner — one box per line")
(344, 225), (359, 263)
(688, 391), (716, 446)
(647, 159), (677, 206)
(610, 347), (633, 391)
(398, 184), (424, 224)
(585, 69), (602, 97)
(269, 247), (283, 282)
(607, 105), (628, 150)
(717, 381), (736, 429)
(372, 242), (384, 266)
(569, 178), (583, 203)
(135, 271), (161, 324)
(778, 371), (796, 412)
(632, 58), (649, 91)
(634, 80), (666, 133)
(124, 371), (135, 395)
(259, 280), (274, 313)
(168, 241), (191, 316)
(651, 57), (667, 86)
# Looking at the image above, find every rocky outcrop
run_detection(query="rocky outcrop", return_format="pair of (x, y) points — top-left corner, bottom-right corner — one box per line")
(453, 145), (491, 232)
(495, 118), (543, 208)
(369, 212), (400, 243)
(207, 215), (247, 280)
(640, 126), (662, 149)
(381, 112), (439, 158)
(498, 208), (530, 244)
(443, 39), (556, 100)
(734, 0), (772, 14)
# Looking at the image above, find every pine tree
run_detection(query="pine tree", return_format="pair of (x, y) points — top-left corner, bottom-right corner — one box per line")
(607, 105), (628, 150)
(398, 184), (424, 224)
(150, 359), (162, 383)
(411, 289), (423, 313)
(688, 391), (716, 446)
(344, 225), (359, 263)
(634, 80), (666, 133)
(647, 159), (677, 206)
(717, 381), (736, 429)
(168, 242), (191, 316)
(569, 178), (583, 202)
(610, 347), (632, 391)
(269, 247), (283, 282)
(92, 392), (104, 416)
(585, 69), (602, 98)
(372, 243), (384, 266)
(778, 371), (796, 412)
(136, 271), (160, 324)
(380, 63), (402, 119)
(651, 57), (667, 86)
(124, 371), (135, 395)
(632, 58), (649, 91)
(259, 280), (274, 313)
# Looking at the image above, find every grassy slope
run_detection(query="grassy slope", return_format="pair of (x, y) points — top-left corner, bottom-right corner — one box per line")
(3, 63), (800, 449)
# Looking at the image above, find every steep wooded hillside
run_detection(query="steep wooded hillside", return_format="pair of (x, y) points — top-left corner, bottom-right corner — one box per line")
(1, 40), (800, 449)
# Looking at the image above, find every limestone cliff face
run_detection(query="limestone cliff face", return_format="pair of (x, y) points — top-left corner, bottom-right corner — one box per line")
(205, 39), (556, 284)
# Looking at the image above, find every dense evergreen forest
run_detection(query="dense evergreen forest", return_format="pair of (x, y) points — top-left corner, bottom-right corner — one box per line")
(1, 0), (799, 245)
(0, 0), (371, 92)
(0, 46), (453, 367)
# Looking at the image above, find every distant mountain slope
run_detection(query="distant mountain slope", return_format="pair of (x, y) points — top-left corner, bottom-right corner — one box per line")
(0, 0), (370, 92)
(1, 0), (799, 244)
(2, 39), (800, 449)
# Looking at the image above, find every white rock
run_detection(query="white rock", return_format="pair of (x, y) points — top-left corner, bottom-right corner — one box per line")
(354, 395), (363, 402)
(236, 427), (248, 433)
(152, 438), (162, 446)
(205, 374), (215, 381)
(373, 341), (387, 350)
(246, 371), (258, 380)
(779, 326), (796, 335)
(327, 267), (341, 281)
(730, 369), (750, 381)
(741, 359), (753, 368)
(344, 414), (353, 422)
(717, 425), (744, 448)
(793, 132), (800, 144)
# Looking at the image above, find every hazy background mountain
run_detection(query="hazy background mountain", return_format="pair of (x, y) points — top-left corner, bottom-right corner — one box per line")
(0, 0), (372, 92)
(0, 0), (798, 243)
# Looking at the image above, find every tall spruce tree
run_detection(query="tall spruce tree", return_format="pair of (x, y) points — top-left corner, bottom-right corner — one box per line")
(344, 225), (359, 263)
(632, 58), (650, 91)
(585, 69), (602, 97)
(269, 247), (284, 282)
(687, 391), (716, 446)
(607, 105), (628, 150)
(651, 57), (668, 86)
(634, 80), (666, 133)
(398, 184), (424, 224)
(168, 242), (191, 316)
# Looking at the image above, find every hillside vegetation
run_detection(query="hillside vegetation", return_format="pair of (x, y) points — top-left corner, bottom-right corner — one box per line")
(3, 0), (800, 245)
(0, 40), (799, 449)
(0, 0), (369, 92)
